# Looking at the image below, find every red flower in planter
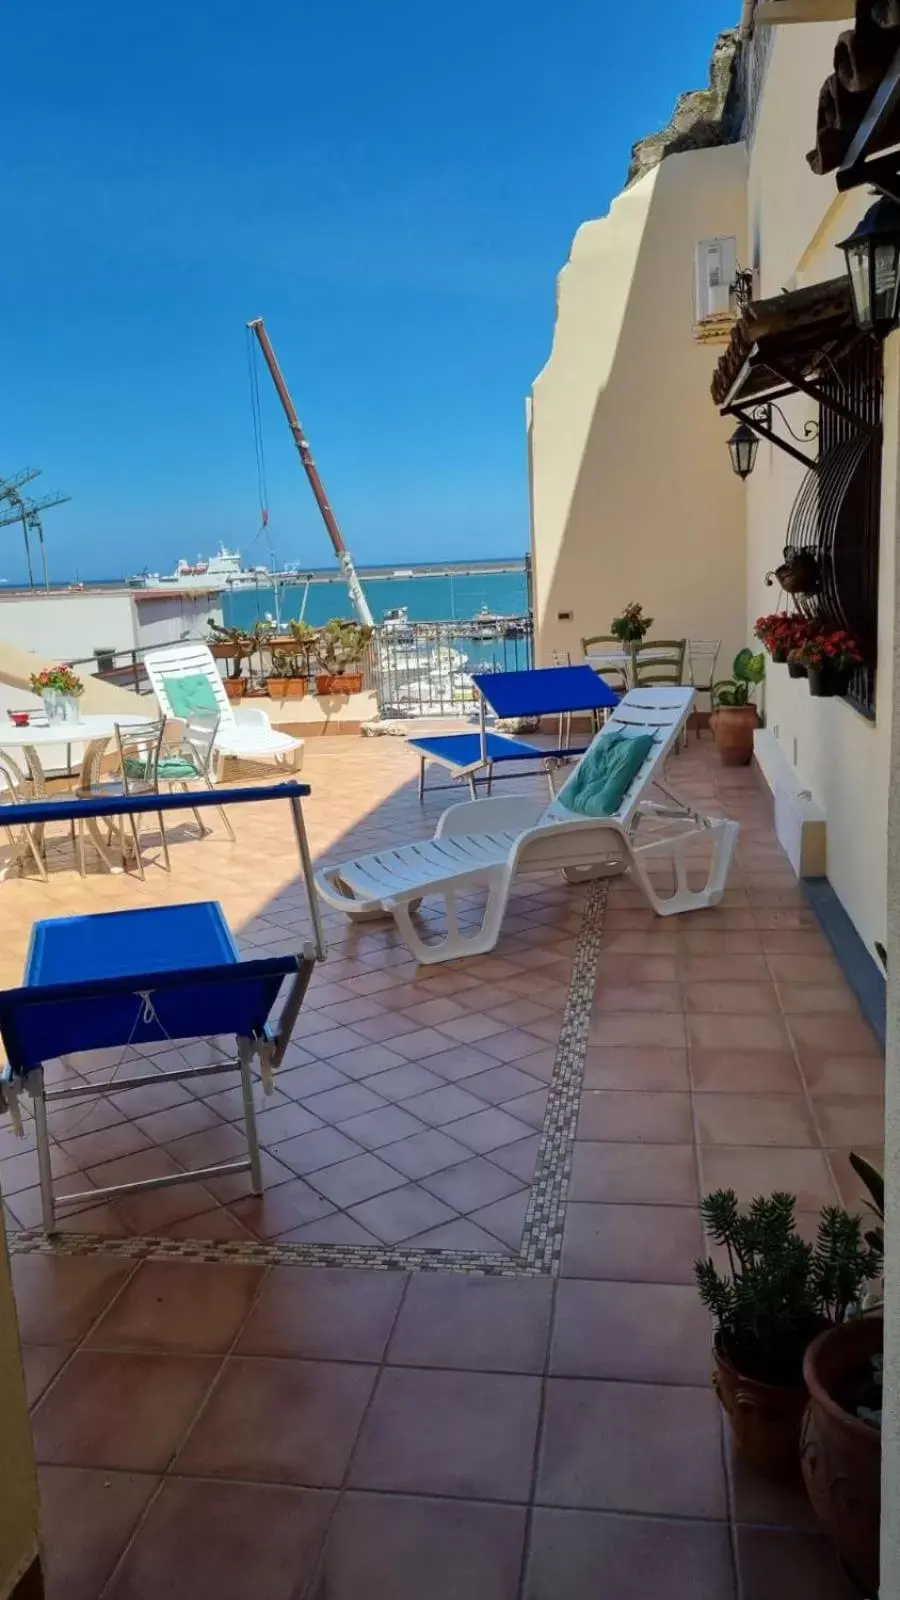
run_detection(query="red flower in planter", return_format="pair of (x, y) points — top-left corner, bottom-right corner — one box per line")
(793, 629), (865, 672)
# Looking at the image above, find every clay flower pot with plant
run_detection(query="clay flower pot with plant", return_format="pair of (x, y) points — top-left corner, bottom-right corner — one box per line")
(207, 623), (257, 700)
(610, 601), (653, 647)
(709, 648), (765, 765)
(791, 629), (864, 699)
(266, 641), (306, 700)
(696, 1189), (880, 1478)
(314, 619), (374, 695)
(754, 613), (813, 666)
(801, 1154), (884, 1597)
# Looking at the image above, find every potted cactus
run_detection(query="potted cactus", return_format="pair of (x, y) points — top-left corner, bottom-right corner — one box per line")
(697, 1189), (880, 1478)
(206, 623), (257, 700)
(314, 619), (373, 695)
(710, 648), (766, 765)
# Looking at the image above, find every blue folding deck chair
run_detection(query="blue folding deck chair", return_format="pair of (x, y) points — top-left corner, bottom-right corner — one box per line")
(408, 664), (618, 799)
(0, 783), (325, 1233)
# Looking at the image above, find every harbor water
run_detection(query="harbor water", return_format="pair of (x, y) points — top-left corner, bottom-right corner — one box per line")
(222, 567), (529, 633)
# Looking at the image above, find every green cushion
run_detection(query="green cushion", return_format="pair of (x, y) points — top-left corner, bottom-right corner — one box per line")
(560, 730), (655, 817)
(125, 756), (200, 781)
(161, 673), (219, 720)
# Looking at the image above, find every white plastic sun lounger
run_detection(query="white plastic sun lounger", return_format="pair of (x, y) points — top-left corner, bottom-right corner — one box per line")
(316, 687), (740, 964)
(145, 641), (303, 770)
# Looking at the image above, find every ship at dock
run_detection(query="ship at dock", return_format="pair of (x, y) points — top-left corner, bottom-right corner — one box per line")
(126, 544), (273, 591)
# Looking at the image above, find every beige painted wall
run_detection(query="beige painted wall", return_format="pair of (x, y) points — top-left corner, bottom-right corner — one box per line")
(529, 142), (748, 674)
(745, 24), (893, 955)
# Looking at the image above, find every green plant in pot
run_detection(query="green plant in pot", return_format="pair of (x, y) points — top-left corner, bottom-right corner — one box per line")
(610, 601), (653, 645)
(266, 641), (304, 700)
(791, 629), (864, 699)
(314, 619), (373, 695)
(801, 1155), (884, 1597)
(697, 1189), (879, 1478)
(206, 622), (258, 699)
(709, 649), (765, 766)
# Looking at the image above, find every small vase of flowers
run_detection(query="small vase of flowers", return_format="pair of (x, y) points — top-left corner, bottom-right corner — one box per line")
(791, 630), (864, 698)
(29, 665), (84, 724)
(610, 602), (653, 645)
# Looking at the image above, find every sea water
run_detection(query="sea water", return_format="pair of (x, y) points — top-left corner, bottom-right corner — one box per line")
(222, 568), (528, 632)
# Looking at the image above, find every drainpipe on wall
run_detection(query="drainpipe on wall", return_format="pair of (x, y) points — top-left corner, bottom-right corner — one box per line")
(739, 0), (757, 38)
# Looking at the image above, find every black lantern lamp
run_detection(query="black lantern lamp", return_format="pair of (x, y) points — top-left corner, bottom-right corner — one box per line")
(838, 195), (900, 336)
(727, 419), (760, 479)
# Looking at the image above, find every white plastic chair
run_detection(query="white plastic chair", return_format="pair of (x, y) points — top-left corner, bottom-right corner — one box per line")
(316, 687), (740, 964)
(144, 642), (304, 770)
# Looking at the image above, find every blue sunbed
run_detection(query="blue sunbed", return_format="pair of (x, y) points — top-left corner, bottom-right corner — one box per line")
(0, 783), (324, 1233)
(409, 664), (618, 798)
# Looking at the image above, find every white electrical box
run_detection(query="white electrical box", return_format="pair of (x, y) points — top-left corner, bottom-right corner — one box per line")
(692, 236), (738, 341)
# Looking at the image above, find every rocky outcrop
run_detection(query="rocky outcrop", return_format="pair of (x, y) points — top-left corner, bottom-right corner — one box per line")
(627, 30), (742, 186)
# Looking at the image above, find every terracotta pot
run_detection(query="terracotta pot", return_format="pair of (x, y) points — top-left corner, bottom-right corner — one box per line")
(801, 1317), (882, 1598)
(710, 705), (758, 767)
(267, 678), (306, 700)
(788, 659), (808, 680)
(807, 664), (851, 699)
(209, 642), (233, 661)
(223, 677), (246, 701)
(316, 673), (363, 696)
(713, 1340), (808, 1477)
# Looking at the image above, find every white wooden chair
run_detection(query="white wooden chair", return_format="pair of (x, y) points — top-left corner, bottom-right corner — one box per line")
(144, 641), (304, 770)
(316, 687), (740, 964)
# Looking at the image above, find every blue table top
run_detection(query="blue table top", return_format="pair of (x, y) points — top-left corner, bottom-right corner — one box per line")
(26, 902), (238, 987)
(471, 665), (618, 719)
(409, 732), (549, 765)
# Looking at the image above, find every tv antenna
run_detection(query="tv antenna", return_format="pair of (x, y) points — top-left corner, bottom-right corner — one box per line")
(0, 470), (71, 589)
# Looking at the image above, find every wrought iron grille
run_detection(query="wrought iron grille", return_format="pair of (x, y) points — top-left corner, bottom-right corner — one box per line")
(784, 340), (883, 716)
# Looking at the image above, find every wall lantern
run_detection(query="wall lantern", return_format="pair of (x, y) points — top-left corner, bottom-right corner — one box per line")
(838, 195), (900, 336)
(727, 420), (760, 479)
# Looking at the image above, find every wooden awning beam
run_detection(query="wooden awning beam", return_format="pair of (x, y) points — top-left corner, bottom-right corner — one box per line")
(836, 41), (900, 193)
(732, 405), (816, 470)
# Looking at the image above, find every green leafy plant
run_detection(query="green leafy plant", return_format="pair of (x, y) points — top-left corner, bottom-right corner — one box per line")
(610, 602), (653, 644)
(712, 648), (766, 708)
(849, 1153), (884, 1255)
(696, 1190), (880, 1387)
(315, 619), (374, 676)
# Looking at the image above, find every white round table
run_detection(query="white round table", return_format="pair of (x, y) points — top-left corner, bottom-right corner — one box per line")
(0, 713), (150, 874)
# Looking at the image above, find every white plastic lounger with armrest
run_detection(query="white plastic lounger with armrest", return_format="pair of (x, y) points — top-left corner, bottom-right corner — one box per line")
(144, 641), (303, 770)
(315, 687), (740, 965)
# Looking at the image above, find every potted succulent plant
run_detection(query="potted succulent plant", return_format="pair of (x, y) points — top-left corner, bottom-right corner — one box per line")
(709, 648), (765, 765)
(610, 601), (653, 645)
(791, 629), (865, 698)
(206, 623), (257, 700)
(266, 640), (306, 700)
(801, 1155), (884, 1598)
(314, 619), (373, 695)
(696, 1189), (879, 1477)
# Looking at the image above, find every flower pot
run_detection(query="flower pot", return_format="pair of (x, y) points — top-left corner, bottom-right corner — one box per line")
(712, 1339), (809, 1477)
(800, 1317), (882, 1598)
(807, 664), (851, 699)
(316, 673), (362, 696)
(709, 705), (758, 767)
(788, 659), (808, 680)
(770, 647), (789, 664)
(267, 678), (306, 700)
(223, 677), (246, 701)
(42, 691), (81, 725)
(209, 642), (233, 661)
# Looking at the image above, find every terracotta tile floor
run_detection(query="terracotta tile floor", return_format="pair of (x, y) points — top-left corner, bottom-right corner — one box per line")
(1, 733), (883, 1596)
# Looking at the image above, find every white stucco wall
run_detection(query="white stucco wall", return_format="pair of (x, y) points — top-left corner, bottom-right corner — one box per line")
(745, 23), (893, 956)
(529, 142), (748, 674)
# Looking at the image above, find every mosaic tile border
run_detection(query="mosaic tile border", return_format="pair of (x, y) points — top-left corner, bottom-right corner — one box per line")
(9, 879), (609, 1278)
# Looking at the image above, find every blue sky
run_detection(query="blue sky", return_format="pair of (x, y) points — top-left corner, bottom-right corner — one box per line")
(2, 0), (735, 579)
